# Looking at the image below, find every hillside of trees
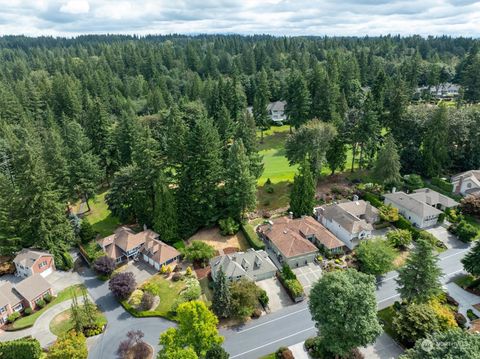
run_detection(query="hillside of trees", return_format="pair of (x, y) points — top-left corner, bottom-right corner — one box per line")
(1, 34), (480, 266)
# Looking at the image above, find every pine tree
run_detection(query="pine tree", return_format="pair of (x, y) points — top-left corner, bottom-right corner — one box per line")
(285, 70), (311, 129)
(253, 69), (270, 143)
(212, 268), (231, 319)
(178, 116), (223, 237)
(461, 240), (480, 278)
(326, 137), (347, 175)
(422, 105), (450, 178)
(224, 140), (257, 221)
(236, 112), (264, 180)
(396, 239), (443, 303)
(373, 134), (402, 187)
(216, 105), (234, 147)
(290, 161), (316, 218)
(153, 175), (179, 244)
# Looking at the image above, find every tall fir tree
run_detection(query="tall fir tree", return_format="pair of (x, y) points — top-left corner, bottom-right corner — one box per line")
(236, 112), (264, 180)
(290, 161), (316, 218)
(253, 69), (270, 143)
(224, 140), (257, 221)
(212, 268), (231, 319)
(285, 70), (311, 129)
(396, 239), (443, 303)
(153, 175), (179, 244)
(422, 105), (450, 178)
(373, 134), (402, 187)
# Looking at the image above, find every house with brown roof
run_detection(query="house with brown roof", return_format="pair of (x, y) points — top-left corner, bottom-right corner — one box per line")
(0, 274), (53, 325)
(315, 199), (379, 250)
(258, 215), (344, 268)
(13, 249), (55, 278)
(97, 227), (180, 270)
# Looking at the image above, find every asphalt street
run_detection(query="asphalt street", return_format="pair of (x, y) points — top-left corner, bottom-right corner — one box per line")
(84, 240), (472, 359)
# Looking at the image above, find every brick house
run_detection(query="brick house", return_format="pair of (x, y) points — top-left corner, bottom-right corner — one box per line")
(13, 249), (55, 278)
(0, 274), (53, 325)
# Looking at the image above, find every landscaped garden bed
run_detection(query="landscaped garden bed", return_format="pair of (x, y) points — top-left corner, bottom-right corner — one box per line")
(6, 284), (85, 331)
(49, 306), (107, 336)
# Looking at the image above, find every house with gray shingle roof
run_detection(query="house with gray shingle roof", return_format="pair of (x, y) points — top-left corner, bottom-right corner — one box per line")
(210, 249), (277, 282)
(452, 170), (480, 196)
(315, 199), (379, 250)
(383, 188), (457, 229)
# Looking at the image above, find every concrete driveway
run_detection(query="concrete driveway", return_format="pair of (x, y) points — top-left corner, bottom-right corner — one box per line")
(293, 263), (322, 295)
(256, 277), (293, 312)
(426, 224), (462, 249)
(115, 260), (157, 285)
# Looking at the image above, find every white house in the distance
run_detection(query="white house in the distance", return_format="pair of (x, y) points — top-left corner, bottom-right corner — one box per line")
(383, 188), (459, 229)
(452, 170), (480, 196)
(247, 100), (287, 125)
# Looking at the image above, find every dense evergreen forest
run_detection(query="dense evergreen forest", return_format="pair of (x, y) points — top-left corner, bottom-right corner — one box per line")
(1, 34), (480, 268)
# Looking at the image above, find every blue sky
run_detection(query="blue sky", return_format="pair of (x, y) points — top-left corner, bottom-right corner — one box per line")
(0, 0), (479, 37)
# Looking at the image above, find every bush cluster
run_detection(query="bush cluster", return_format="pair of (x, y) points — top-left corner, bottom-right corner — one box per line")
(7, 312), (20, 323)
(0, 338), (42, 359)
(278, 264), (304, 300)
(431, 177), (454, 192)
(449, 220), (478, 242)
(219, 217), (240, 236)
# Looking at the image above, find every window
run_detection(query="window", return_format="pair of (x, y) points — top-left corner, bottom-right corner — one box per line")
(39, 260), (48, 269)
(467, 183), (472, 189)
(13, 303), (23, 312)
(0, 306), (6, 313)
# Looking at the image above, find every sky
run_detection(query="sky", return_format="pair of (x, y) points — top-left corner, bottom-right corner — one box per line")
(0, 0), (479, 37)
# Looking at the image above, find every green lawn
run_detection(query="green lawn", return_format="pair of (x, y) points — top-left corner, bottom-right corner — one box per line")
(84, 191), (120, 237)
(257, 181), (292, 210)
(11, 285), (85, 330)
(49, 306), (107, 336)
(258, 354), (276, 359)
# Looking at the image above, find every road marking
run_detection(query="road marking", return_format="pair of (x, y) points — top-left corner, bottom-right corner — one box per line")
(236, 307), (309, 333)
(230, 326), (316, 358)
(440, 248), (470, 260)
(377, 293), (400, 303)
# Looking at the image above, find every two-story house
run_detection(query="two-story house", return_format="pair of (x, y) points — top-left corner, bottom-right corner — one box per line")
(13, 249), (55, 278)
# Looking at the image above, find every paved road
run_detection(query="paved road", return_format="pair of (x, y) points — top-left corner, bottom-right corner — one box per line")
(81, 240), (472, 358)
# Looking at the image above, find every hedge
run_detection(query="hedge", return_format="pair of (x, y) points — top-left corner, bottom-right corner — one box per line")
(0, 338), (42, 359)
(362, 192), (384, 209)
(240, 223), (265, 250)
(393, 215), (421, 240)
(431, 177), (454, 193)
(277, 264), (304, 301)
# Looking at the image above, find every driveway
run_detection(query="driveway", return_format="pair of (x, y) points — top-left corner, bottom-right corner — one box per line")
(256, 277), (293, 312)
(359, 332), (404, 358)
(0, 270), (82, 294)
(115, 260), (157, 285)
(446, 282), (480, 326)
(426, 224), (462, 249)
(293, 263), (322, 295)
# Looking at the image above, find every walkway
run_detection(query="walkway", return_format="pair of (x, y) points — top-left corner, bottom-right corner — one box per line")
(446, 282), (480, 326)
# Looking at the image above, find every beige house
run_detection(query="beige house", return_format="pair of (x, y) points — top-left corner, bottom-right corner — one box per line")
(315, 199), (379, 250)
(97, 227), (180, 269)
(13, 249), (55, 278)
(258, 216), (344, 267)
(0, 274), (53, 325)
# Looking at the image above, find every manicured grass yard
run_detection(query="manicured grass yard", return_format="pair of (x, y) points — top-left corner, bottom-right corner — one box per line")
(84, 191), (120, 237)
(11, 285), (85, 330)
(141, 275), (187, 317)
(49, 306), (107, 336)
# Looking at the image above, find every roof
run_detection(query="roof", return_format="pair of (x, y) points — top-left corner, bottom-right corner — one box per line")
(316, 200), (378, 235)
(141, 237), (181, 265)
(452, 170), (480, 187)
(98, 227), (161, 260)
(210, 249), (277, 281)
(411, 188), (459, 208)
(14, 274), (51, 302)
(259, 216), (328, 257)
(13, 248), (52, 268)
(267, 100), (286, 112)
(384, 191), (443, 218)
(0, 283), (23, 308)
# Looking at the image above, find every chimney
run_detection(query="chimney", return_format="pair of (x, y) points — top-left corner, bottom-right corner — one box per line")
(391, 187), (397, 193)
(288, 211), (293, 219)
(241, 258), (250, 271)
(143, 224), (147, 231)
(353, 194), (359, 201)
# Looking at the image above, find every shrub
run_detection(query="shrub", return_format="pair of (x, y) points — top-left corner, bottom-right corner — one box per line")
(379, 204), (399, 222)
(109, 272), (137, 300)
(276, 347), (294, 359)
(229, 278), (262, 319)
(206, 344), (230, 359)
(43, 293), (52, 303)
(24, 307), (32, 315)
(437, 212), (446, 223)
(219, 217), (240, 236)
(362, 192), (383, 208)
(265, 178), (272, 185)
(84, 325), (103, 337)
(93, 256), (116, 276)
(7, 312), (20, 323)
(450, 220), (478, 242)
(467, 309), (479, 321)
(431, 177), (454, 192)
(461, 194), (480, 217)
(265, 185), (274, 194)
(79, 219), (97, 244)
(181, 241), (216, 267)
(394, 216), (421, 239)
(240, 223), (265, 250)
(281, 264), (296, 280)
(304, 337), (317, 352)
(404, 174), (424, 191)
(455, 312), (467, 328)
(172, 272), (184, 282)
(258, 289), (269, 307)
(251, 308), (262, 318)
(0, 338), (42, 359)
(181, 278), (201, 301)
(387, 229), (413, 249)
(140, 292), (155, 311)
(36, 299), (46, 308)
(185, 266), (193, 276)
(284, 279), (304, 298)
(129, 289), (144, 306)
(356, 238), (396, 276)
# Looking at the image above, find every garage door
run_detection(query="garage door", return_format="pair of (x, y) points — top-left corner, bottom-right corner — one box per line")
(40, 267), (53, 277)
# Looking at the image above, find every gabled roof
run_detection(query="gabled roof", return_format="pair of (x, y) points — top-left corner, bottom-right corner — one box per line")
(384, 191), (443, 218)
(14, 274), (51, 302)
(141, 237), (180, 265)
(98, 227), (161, 260)
(411, 188), (459, 208)
(267, 100), (286, 112)
(316, 200), (378, 235)
(452, 170), (480, 188)
(13, 249), (52, 268)
(0, 283), (23, 308)
(210, 249), (277, 281)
